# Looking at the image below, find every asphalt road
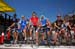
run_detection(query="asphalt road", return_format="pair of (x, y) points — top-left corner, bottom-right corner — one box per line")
(0, 44), (75, 49)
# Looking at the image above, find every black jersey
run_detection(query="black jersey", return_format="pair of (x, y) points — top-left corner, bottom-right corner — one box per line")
(55, 20), (63, 27)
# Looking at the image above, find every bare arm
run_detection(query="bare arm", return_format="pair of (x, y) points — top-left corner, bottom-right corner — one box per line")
(9, 23), (15, 28)
(54, 23), (60, 29)
(68, 24), (71, 29)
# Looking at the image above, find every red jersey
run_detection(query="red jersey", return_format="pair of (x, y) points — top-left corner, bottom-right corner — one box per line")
(30, 16), (39, 26)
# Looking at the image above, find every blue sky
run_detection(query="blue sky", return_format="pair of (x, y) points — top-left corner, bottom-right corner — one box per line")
(4, 0), (75, 22)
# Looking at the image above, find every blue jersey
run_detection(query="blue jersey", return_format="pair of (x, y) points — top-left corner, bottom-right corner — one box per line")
(20, 20), (27, 30)
(41, 19), (47, 26)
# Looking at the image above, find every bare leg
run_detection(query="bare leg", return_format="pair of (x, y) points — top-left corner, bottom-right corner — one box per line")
(13, 32), (18, 43)
(41, 33), (45, 40)
(35, 31), (39, 45)
(23, 29), (26, 40)
(30, 29), (32, 40)
(47, 31), (50, 37)
(53, 33), (58, 44)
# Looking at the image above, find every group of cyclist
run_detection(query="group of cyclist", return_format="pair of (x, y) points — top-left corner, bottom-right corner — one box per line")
(7, 11), (75, 45)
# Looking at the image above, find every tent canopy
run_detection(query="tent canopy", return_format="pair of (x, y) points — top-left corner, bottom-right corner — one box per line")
(0, 0), (15, 12)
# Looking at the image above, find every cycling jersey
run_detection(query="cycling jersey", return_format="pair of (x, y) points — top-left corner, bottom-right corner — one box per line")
(19, 20), (27, 30)
(30, 16), (39, 26)
(41, 19), (47, 26)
